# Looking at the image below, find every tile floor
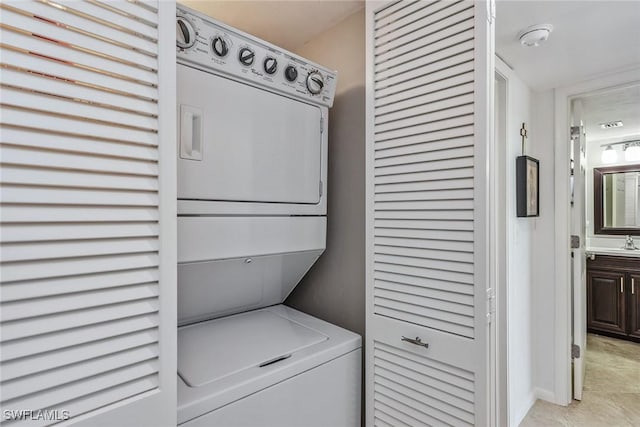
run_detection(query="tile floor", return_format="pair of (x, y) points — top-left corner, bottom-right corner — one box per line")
(520, 334), (640, 426)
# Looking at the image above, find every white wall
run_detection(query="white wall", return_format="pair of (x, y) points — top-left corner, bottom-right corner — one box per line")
(497, 59), (536, 426)
(496, 64), (562, 421)
(530, 90), (557, 402)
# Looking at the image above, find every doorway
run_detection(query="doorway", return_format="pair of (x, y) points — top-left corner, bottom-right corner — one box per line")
(520, 74), (640, 426)
(548, 68), (640, 406)
(493, 0), (640, 422)
(571, 83), (640, 397)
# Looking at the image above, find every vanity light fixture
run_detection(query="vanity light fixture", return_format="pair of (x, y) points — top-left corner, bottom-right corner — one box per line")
(518, 24), (553, 47)
(601, 145), (617, 164)
(600, 140), (640, 164)
(625, 142), (640, 162)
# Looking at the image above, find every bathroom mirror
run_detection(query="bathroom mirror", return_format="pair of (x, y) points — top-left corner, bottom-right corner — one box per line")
(594, 164), (640, 234)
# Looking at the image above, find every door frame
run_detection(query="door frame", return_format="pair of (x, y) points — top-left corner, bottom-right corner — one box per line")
(570, 101), (587, 401)
(492, 65), (509, 427)
(553, 66), (640, 406)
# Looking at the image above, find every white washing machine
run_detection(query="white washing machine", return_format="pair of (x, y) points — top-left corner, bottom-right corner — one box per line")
(175, 5), (361, 426)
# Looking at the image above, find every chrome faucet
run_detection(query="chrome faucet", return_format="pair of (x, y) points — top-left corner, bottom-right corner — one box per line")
(624, 235), (638, 250)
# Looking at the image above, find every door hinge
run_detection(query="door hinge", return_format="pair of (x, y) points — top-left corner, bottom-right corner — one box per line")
(570, 126), (580, 139)
(486, 288), (495, 325)
(571, 235), (580, 249)
(319, 180), (323, 197)
(572, 344), (581, 359)
(320, 116), (324, 133)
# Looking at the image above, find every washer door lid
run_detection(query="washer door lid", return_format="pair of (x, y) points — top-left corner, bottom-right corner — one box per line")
(178, 309), (327, 387)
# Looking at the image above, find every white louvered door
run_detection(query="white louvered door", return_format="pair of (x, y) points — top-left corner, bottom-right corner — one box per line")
(365, 1), (494, 426)
(0, 1), (177, 426)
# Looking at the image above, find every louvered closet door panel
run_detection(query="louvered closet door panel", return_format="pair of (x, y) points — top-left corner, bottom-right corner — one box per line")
(0, 1), (176, 426)
(366, 1), (492, 426)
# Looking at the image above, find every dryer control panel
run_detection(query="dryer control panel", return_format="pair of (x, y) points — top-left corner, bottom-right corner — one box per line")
(176, 5), (337, 108)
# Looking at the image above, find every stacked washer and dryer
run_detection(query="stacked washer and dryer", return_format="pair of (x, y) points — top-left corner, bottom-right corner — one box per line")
(175, 5), (361, 426)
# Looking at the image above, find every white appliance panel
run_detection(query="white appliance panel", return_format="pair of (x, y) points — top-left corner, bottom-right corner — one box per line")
(177, 216), (326, 323)
(178, 310), (328, 387)
(178, 64), (323, 205)
(176, 4), (337, 108)
(178, 250), (323, 324)
(177, 305), (362, 426)
(177, 216), (326, 263)
(180, 349), (361, 427)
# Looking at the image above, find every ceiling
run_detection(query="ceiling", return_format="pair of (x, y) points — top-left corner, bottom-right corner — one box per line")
(581, 84), (640, 143)
(496, 1), (640, 91)
(179, 0), (364, 51)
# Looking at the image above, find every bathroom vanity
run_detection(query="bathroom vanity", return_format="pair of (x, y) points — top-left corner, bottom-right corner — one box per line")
(586, 252), (640, 342)
(586, 164), (640, 342)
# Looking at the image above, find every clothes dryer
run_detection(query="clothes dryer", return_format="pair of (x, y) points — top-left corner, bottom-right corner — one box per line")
(176, 5), (361, 426)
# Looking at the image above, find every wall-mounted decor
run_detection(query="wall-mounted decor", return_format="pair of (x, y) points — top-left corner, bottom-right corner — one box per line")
(516, 156), (540, 217)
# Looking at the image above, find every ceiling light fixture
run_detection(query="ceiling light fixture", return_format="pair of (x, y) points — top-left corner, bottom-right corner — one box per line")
(518, 24), (553, 47)
(600, 121), (624, 129)
(625, 142), (640, 162)
(601, 145), (617, 164)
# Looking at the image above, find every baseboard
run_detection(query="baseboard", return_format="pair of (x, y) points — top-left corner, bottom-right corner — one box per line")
(511, 390), (536, 427)
(534, 387), (557, 404)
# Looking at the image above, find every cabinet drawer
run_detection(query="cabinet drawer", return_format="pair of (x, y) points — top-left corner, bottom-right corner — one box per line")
(587, 255), (640, 273)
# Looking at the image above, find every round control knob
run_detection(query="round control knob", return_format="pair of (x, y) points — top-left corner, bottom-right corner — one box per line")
(238, 47), (255, 66)
(211, 36), (228, 57)
(176, 17), (196, 49)
(264, 57), (278, 75)
(284, 65), (298, 82)
(306, 71), (324, 95)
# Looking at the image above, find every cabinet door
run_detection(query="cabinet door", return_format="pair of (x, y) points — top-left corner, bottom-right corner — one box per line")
(587, 270), (626, 335)
(0, 1), (177, 426)
(628, 273), (640, 339)
(366, 1), (494, 425)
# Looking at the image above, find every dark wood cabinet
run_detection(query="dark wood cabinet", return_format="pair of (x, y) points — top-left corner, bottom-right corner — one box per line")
(587, 270), (626, 335)
(587, 255), (640, 343)
(629, 273), (640, 339)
